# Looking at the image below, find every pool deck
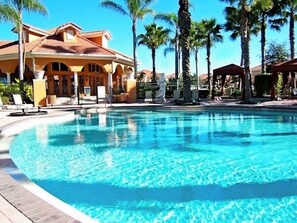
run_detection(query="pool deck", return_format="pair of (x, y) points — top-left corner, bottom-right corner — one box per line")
(0, 99), (297, 223)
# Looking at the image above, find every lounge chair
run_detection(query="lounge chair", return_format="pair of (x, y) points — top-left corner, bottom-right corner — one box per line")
(12, 94), (33, 109)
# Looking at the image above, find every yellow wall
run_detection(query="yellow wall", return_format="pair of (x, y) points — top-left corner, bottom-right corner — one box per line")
(33, 79), (47, 106)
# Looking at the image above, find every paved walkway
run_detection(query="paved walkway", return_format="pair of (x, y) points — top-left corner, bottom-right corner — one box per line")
(0, 100), (296, 223)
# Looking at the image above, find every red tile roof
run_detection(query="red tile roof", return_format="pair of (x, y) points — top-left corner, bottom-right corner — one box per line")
(0, 23), (133, 64)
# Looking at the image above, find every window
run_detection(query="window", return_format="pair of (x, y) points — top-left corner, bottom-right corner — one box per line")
(66, 30), (75, 40)
(52, 62), (69, 71)
(88, 64), (102, 73)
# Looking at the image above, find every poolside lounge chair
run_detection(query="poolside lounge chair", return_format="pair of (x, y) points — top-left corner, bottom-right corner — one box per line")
(12, 94), (33, 109)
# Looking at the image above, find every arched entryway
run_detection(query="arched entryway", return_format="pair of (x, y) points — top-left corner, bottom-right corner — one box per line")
(79, 63), (107, 96)
(44, 62), (73, 96)
(113, 65), (125, 94)
(10, 65), (33, 83)
(0, 69), (7, 84)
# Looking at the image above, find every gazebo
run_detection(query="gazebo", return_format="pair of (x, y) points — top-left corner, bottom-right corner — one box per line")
(212, 63), (244, 99)
(271, 58), (297, 99)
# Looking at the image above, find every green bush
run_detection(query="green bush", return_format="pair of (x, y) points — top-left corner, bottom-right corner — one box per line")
(254, 74), (272, 97)
(0, 80), (33, 103)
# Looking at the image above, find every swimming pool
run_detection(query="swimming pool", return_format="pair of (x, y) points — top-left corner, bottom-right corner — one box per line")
(10, 110), (297, 222)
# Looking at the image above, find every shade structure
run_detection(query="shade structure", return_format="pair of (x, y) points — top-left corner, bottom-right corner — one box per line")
(271, 58), (297, 99)
(212, 64), (244, 99)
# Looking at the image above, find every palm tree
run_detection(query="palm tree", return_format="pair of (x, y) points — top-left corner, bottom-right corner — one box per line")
(0, 0), (47, 90)
(196, 19), (223, 92)
(100, 0), (155, 79)
(253, 0), (284, 73)
(137, 23), (170, 83)
(224, 6), (260, 66)
(221, 0), (272, 101)
(189, 21), (205, 91)
(178, 0), (192, 103)
(154, 13), (180, 86)
(281, 0), (297, 59)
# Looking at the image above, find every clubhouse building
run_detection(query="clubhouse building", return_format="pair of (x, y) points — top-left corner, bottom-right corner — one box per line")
(0, 22), (135, 103)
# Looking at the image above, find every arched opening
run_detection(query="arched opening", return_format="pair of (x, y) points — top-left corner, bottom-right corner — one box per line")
(11, 65), (33, 83)
(113, 65), (125, 94)
(79, 63), (107, 96)
(44, 62), (72, 96)
(0, 69), (7, 84)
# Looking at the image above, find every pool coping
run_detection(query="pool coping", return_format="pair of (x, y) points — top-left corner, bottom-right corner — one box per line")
(0, 102), (297, 222)
(0, 110), (97, 223)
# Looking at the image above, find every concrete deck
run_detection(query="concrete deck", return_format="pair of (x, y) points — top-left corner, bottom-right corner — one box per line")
(0, 100), (297, 223)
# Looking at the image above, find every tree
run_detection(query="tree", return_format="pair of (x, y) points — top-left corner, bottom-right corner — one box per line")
(281, 0), (297, 59)
(221, 0), (272, 101)
(100, 0), (155, 79)
(253, 0), (284, 73)
(224, 6), (260, 66)
(265, 41), (289, 65)
(0, 0), (47, 90)
(137, 23), (170, 83)
(196, 19), (223, 91)
(189, 21), (205, 91)
(178, 0), (192, 103)
(154, 13), (180, 87)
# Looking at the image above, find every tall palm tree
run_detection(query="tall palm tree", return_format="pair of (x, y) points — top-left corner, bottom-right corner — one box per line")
(224, 6), (260, 66)
(196, 19), (223, 91)
(253, 0), (284, 73)
(221, 0), (272, 101)
(189, 21), (205, 91)
(137, 23), (170, 83)
(100, 0), (155, 79)
(154, 13), (180, 86)
(281, 0), (297, 59)
(178, 0), (192, 103)
(0, 0), (47, 90)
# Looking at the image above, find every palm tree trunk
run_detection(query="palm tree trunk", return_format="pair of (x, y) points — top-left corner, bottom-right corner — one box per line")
(132, 19), (138, 78)
(207, 35), (211, 92)
(240, 0), (252, 101)
(261, 14), (267, 74)
(195, 49), (200, 99)
(289, 8), (295, 59)
(152, 48), (156, 83)
(175, 30), (179, 89)
(17, 16), (24, 91)
(152, 47), (156, 99)
(178, 0), (191, 103)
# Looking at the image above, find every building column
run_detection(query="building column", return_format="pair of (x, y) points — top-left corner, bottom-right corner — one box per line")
(74, 72), (78, 103)
(108, 73), (113, 95)
(6, 73), (11, 84)
(33, 70), (45, 80)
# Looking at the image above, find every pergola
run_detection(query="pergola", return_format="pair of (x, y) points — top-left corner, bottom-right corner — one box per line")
(212, 63), (244, 99)
(271, 58), (297, 99)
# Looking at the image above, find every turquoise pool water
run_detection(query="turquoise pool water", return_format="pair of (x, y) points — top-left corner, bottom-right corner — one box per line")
(10, 110), (297, 222)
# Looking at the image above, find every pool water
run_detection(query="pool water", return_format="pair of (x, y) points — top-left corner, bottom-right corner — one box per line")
(10, 110), (297, 222)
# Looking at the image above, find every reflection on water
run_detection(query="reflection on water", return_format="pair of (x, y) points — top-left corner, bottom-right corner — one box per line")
(35, 125), (48, 145)
(10, 110), (297, 223)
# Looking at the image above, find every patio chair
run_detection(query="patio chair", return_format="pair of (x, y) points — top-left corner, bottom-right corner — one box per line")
(12, 94), (33, 109)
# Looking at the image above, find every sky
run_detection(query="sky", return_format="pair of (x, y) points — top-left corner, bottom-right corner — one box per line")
(0, 0), (291, 76)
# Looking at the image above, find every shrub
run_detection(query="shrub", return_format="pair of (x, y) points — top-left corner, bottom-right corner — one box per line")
(0, 80), (33, 103)
(254, 74), (272, 97)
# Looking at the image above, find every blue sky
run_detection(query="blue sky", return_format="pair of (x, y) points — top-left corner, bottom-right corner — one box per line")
(0, 0), (291, 75)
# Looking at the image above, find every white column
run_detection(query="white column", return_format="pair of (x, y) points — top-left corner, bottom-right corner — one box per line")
(73, 72), (78, 104)
(158, 73), (166, 103)
(6, 73), (11, 84)
(108, 73), (113, 95)
(33, 70), (45, 79)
